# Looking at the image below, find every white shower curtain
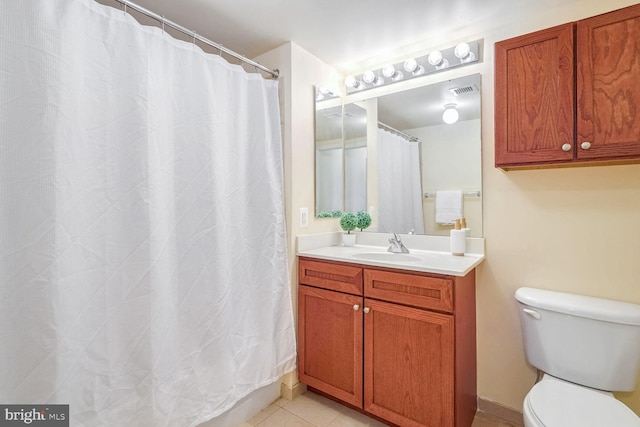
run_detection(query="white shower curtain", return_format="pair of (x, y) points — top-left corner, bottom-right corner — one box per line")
(0, 1), (296, 426)
(377, 129), (425, 234)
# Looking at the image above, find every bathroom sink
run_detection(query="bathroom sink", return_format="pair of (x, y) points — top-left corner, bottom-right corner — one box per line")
(351, 252), (422, 263)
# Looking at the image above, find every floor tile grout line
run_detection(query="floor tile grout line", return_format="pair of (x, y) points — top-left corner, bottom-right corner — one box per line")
(281, 403), (338, 427)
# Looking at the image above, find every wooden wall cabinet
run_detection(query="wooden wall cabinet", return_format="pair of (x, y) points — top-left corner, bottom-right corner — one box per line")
(298, 257), (477, 427)
(495, 4), (640, 169)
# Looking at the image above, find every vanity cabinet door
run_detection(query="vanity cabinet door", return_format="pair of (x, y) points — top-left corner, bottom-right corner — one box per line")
(298, 284), (364, 407)
(363, 298), (455, 427)
(495, 23), (575, 168)
(576, 4), (640, 160)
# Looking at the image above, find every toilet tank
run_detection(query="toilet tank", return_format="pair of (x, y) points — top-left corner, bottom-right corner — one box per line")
(515, 287), (640, 392)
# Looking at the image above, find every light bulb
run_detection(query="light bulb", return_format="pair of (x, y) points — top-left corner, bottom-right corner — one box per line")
(345, 75), (364, 90)
(345, 75), (357, 87)
(403, 59), (425, 77)
(362, 70), (376, 84)
(442, 104), (459, 124)
(362, 70), (384, 86)
(428, 51), (443, 66)
(382, 64), (396, 78)
(454, 42), (476, 63)
(428, 50), (449, 70)
(381, 64), (404, 82)
(403, 58), (418, 72)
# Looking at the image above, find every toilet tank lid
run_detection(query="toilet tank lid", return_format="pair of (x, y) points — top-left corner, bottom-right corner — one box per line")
(515, 287), (640, 326)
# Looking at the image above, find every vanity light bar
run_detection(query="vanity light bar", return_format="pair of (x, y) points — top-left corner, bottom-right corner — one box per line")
(345, 40), (481, 93)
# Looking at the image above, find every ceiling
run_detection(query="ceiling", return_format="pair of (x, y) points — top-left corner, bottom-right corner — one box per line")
(98, 0), (572, 74)
(96, 0), (586, 132)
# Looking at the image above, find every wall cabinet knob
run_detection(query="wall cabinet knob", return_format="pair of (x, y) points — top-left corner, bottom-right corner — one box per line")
(561, 143), (572, 152)
(581, 141), (592, 150)
(363, 307), (370, 314)
(353, 304), (360, 311)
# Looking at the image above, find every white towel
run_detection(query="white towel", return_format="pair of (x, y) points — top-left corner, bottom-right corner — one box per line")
(435, 190), (463, 225)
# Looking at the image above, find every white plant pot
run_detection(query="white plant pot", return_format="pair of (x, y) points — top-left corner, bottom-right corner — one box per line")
(342, 233), (356, 247)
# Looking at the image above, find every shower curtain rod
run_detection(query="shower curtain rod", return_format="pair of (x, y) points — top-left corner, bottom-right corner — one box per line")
(111, 0), (279, 79)
(377, 121), (419, 143)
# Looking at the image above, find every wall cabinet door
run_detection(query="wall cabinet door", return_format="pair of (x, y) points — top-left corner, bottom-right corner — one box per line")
(577, 4), (640, 160)
(363, 298), (455, 427)
(297, 284), (363, 407)
(495, 23), (575, 167)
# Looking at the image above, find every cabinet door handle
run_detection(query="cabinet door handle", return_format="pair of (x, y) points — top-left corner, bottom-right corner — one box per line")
(353, 304), (360, 311)
(561, 143), (572, 152)
(581, 141), (591, 150)
(363, 307), (370, 314)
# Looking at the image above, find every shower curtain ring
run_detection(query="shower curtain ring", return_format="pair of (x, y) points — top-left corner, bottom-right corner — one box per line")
(161, 15), (165, 32)
(123, 3), (127, 15)
(192, 30), (197, 45)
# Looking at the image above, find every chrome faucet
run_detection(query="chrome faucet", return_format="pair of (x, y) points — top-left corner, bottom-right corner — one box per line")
(387, 233), (410, 253)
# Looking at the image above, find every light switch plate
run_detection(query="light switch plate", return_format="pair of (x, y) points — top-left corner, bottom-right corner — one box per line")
(300, 208), (309, 227)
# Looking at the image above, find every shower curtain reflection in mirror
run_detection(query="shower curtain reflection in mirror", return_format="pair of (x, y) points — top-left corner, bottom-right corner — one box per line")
(0, 1), (296, 426)
(377, 129), (425, 234)
(315, 102), (367, 216)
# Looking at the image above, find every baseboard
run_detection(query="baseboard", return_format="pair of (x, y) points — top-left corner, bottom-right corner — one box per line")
(477, 397), (524, 426)
(280, 381), (307, 401)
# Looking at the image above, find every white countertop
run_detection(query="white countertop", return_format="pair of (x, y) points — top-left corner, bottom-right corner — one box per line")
(296, 232), (485, 277)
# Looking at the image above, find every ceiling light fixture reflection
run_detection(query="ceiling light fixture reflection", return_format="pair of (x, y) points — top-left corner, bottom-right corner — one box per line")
(442, 103), (459, 124)
(454, 42), (476, 63)
(428, 50), (449, 70)
(316, 86), (336, 101)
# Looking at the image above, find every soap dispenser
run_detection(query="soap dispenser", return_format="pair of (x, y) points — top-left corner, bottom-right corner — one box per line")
(460, 217), (471, 237)
(450, 219), (466, 256)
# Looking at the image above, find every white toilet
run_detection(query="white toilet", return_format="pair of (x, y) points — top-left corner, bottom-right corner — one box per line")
(515, 287), (640, 427)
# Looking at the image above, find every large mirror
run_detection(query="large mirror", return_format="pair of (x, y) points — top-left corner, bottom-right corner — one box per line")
(315, 74), (482, 237)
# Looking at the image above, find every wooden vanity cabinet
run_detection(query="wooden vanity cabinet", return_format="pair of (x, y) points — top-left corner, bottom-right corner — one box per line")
(297, 257), (477, 427)
(495, 4), (640, 169)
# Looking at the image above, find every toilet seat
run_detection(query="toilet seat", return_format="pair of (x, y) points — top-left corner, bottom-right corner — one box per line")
(525, 377), (640, 427)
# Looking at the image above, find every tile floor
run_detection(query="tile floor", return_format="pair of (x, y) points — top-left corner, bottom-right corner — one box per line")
(238, 391), (520, 427)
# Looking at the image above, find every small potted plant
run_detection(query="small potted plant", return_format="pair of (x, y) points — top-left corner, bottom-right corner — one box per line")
(339, 212), (358, 246)
(356, 211), (372, 231)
